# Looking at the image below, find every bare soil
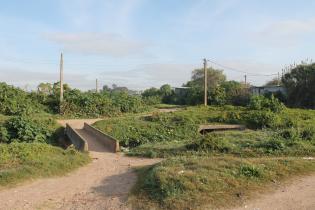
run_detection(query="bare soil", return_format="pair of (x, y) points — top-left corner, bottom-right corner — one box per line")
(229, 174), (315, 210)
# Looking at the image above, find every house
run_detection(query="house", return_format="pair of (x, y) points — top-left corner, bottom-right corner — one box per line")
(172, 87), (191, 96)
(250, 85), (286, 96)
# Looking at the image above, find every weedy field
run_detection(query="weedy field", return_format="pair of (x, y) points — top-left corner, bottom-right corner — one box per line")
(0, 143), (90, 188)
(94, 100), (315, 209)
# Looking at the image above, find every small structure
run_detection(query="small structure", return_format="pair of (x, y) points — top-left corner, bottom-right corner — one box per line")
(198, 124), (246, 134)
(250, 85), (286, 96)
(172, 87), (190, 96)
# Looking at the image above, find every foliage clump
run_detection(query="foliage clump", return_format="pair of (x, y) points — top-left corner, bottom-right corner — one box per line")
(0, 83), (45, 115)
(0, 115), (58, 144)
(249, 95), (285, 113)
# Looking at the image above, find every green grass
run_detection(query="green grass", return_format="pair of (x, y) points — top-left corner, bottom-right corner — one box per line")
(130, 156), (315, 210)
(94, 106), (315, 158)
(128, 129), (315, 158)
(0, 143), (90, 187)
(93, 110), (201, 148)
(153, 104), (184, 109)
(0, 114), (9, 124)
(93, 105), (315, 209)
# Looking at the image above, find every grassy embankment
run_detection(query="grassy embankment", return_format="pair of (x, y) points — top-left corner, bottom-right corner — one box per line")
(93, 106), (315, 209)
(0, 113), (90, 187)
(0, 143), (90, 188)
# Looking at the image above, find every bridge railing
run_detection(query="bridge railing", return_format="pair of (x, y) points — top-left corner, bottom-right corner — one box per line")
(84, 123), (120, 153)
(65, 123), (88, 151)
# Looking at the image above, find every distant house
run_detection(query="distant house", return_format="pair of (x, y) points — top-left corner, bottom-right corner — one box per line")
(250, 85), (286, 96)
(172, 87), (191, 96)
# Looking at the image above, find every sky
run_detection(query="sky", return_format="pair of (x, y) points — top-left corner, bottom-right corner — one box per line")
(1, 0), (315, 90)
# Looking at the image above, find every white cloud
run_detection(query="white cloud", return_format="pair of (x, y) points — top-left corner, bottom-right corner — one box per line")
(98, 63), (199, 90)
(0, 60), (281, 91)
(254, 18), (315, 47)
(44, 32), (148, 57)
(0, 67), (95, 90)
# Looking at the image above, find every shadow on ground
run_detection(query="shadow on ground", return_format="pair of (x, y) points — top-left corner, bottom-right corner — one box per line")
(91, 169), (136, 203)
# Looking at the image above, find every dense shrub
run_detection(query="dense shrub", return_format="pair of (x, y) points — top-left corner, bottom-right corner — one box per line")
(243, 110), (280, 129)
(59, 90), (148, 117)
(188, 133), (233, 153)
(300, 126), (315, 141)
(1, 116), (57, 144)
(258, 139), (286, 152)
(0, 83), (45, 115)
(112, 92), (147, 113)
(143, 95), (162, 105)
(249, 95), (285, 113)
(278, 128), (300, 141)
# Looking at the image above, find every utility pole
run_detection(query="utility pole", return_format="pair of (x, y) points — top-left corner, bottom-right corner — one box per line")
(277, 72), (280, 86)
(96, 78), (98, 93)
(203, 58), (208, 106)
(244, 75), (247, 86)
(60, 53), (64, 102)
(59, 53), (64, 113)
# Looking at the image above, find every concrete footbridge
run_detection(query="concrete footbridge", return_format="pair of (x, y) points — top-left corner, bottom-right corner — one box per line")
(58, 119), (120, 153)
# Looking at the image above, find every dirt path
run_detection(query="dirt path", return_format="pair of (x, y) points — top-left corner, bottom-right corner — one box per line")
(230, 174), (315, 210)
(0, 119), (160, 210)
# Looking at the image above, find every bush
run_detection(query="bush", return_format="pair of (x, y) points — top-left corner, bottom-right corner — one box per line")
(239, 165), (262, 178)
(259, 139), (285, 152)
(278, 128), (300, 141)
(300, 126), (315, 141)
(243, 110), (280, 129)
(143, 96), (162, 105)
(188, 133), (234, 153)
(249, 95), (284, 113)
(2, 116), (55, 144)
(0, 83), (45, 115)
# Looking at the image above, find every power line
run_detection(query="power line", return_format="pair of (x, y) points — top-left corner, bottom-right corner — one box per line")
(206, 58), (278, 77)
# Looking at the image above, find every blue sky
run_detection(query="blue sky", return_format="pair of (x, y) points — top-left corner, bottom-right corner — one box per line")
(1, 0), (315, 90)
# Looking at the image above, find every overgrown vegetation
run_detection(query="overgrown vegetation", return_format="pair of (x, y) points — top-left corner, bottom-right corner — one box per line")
(282, 62), (315, 108)
(0, 82), (46, 115)
(130, 156), (315, 210)
(0, 115), (60, 144)
(93, 97), (315, 209)
(0, 83), (93, 186)
(141, 68), (251, 106)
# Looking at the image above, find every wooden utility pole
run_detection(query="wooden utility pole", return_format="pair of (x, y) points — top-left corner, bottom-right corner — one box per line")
(203, 58), (207, 106)
(96, 78), (98, 93)
(277, 72), (280, 86)
(244, 75), (247, 86)
(59, 53), (64, 113)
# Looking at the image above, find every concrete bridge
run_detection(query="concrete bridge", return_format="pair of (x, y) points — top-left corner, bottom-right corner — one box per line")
(59, 119), (119, 153)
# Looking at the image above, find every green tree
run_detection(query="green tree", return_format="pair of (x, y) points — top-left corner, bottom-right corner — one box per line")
(37, 83), (52, 95)
(265, 77), (281, 86)
(282, 63), (315, 108)
(187, 68), (226, 90)
(142, 87), (160, 98)
(159, 84), (174, 103)
(209, 86), (226, 105)
(221, 81), (250, 106)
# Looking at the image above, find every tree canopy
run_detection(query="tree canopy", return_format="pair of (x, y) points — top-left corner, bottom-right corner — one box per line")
(186, 68), (226, 90)
(282, 63), (315, 108)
